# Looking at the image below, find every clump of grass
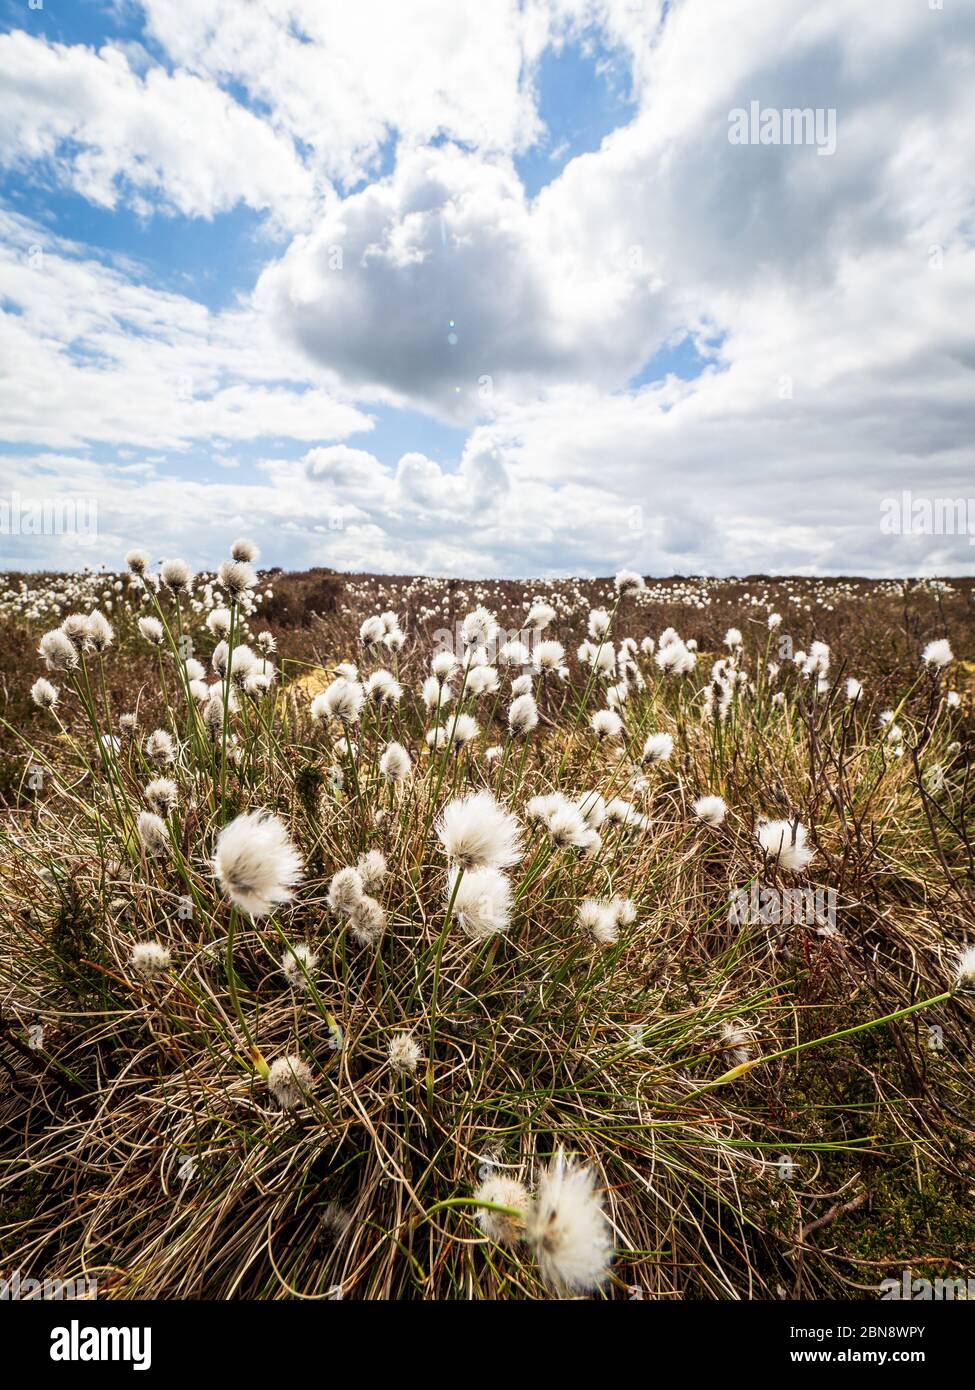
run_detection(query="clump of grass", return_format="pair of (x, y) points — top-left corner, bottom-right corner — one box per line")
(0, 555), (972, 1299)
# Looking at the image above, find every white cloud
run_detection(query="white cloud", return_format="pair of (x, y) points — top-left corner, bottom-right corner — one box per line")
(140, 0), (550, 187)
(0, 210), (370, 450)
(0, 31), (315, 224)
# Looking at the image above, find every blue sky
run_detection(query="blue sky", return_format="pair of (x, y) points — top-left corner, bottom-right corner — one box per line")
(1, 0), (973, 576)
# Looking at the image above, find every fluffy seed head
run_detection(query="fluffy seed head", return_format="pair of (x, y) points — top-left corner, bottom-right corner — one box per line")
(312, 677), (365, 726)
(756, 818), (815, 874)
(328, 866), (364, 916)
(642, 732), (674, 765)
(474, 1175), (529, 1244)
(955, 945), (975, 990)
(614, 569), (645, 596)
(525, 1150), (613, 1293)
(379, 741), (412, 782)
(590, 709), (623, 741)
(144, 777), (178, 817)
(39, 628), (79, 672)
(136, 810), (170, 856)
(218, 558), (255, 600)
(356, 849), (388, 893)
(282, 944), (318, 989)
(31, 677), (59, 709)
(137, 616), (164, 646)
(160, 559), (191, 593)
(144, 728), (176, 765)
(922, 638), (954, 669)
(131, 940), (171, 977)
(267, 1055), (314, 1109)
(436, 790), (523, 871)
(450, 866), (513, 940)
(508, 692), (539, 737)
(692, 794), (727, 827)
(348, 894), (386, 946)
(388, 1032), (421, 1075)
(212, 810), (303, 917)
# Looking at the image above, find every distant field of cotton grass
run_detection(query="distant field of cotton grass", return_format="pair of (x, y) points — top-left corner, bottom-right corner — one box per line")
(0, 549), (973, 1300)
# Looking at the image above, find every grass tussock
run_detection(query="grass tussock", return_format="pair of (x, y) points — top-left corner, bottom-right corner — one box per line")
(0, 554), (973, 1299)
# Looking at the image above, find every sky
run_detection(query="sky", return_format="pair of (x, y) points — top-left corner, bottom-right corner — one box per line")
(0, 0), (973, 578)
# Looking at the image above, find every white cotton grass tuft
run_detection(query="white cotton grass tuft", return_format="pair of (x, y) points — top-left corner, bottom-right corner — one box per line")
(388, 1032), (422, 1075)
(282, 943), (318, 989)
(450, 866), (513, 940)
(577, 898), (618, 947)
(31, 677), (59, 710)
(125, 548), (149, 576)
(160, 559), (192, 593)
(431, 650), (458, 681)
(39, 628), (79, 672)
(500, 639), (531, 668)
(144, 777), (178, 817)
(356, 849), (388, 893)
(474, 1175), (530, 1245)
(524, 1149), (613, 1294)
(366, 669), (403, 705)
(348, 895), (387, 947)
(217, 558), (255, 600)
(131, 940), (171, 977)
(614, 569), (645, 596)
(921, 638), (953, 669)
(954, 946), (975, 991)
(641, 732), (673, 765)
(212, 810), (303, 917)
(466, 665), (499, 697)
(692, 794), (727, 827)
(87, 610), (114, 652)
(845, 677), (863, 702)
(508, 692), (539, 736)
(379, 741), (412, 782)
(206, 607), (232, 639)
(436, 790), (522, 871)
(136, 810), (170, 856)
(756, 818), (816, 874)
(526, 600), (556, 630)
(230, 537), (259, 564)
(461, 607), (498, 649)
(267, 1055), (314, 1110)
(311, 677), (365, 726)
(533, 639), (565, 674)
(137, 616), (164, 646)
(328, 866), (364, 916)
(448, 712), (479, 749)
(590, 709), (623, 742)
(144, 728), (176, 765)
(605, 798), (649, 831)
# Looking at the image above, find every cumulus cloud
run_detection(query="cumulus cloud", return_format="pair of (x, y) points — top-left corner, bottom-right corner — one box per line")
(0, 210), (369, 450)
(0, 32), (314, 224)
(140, 0), (549, 186)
